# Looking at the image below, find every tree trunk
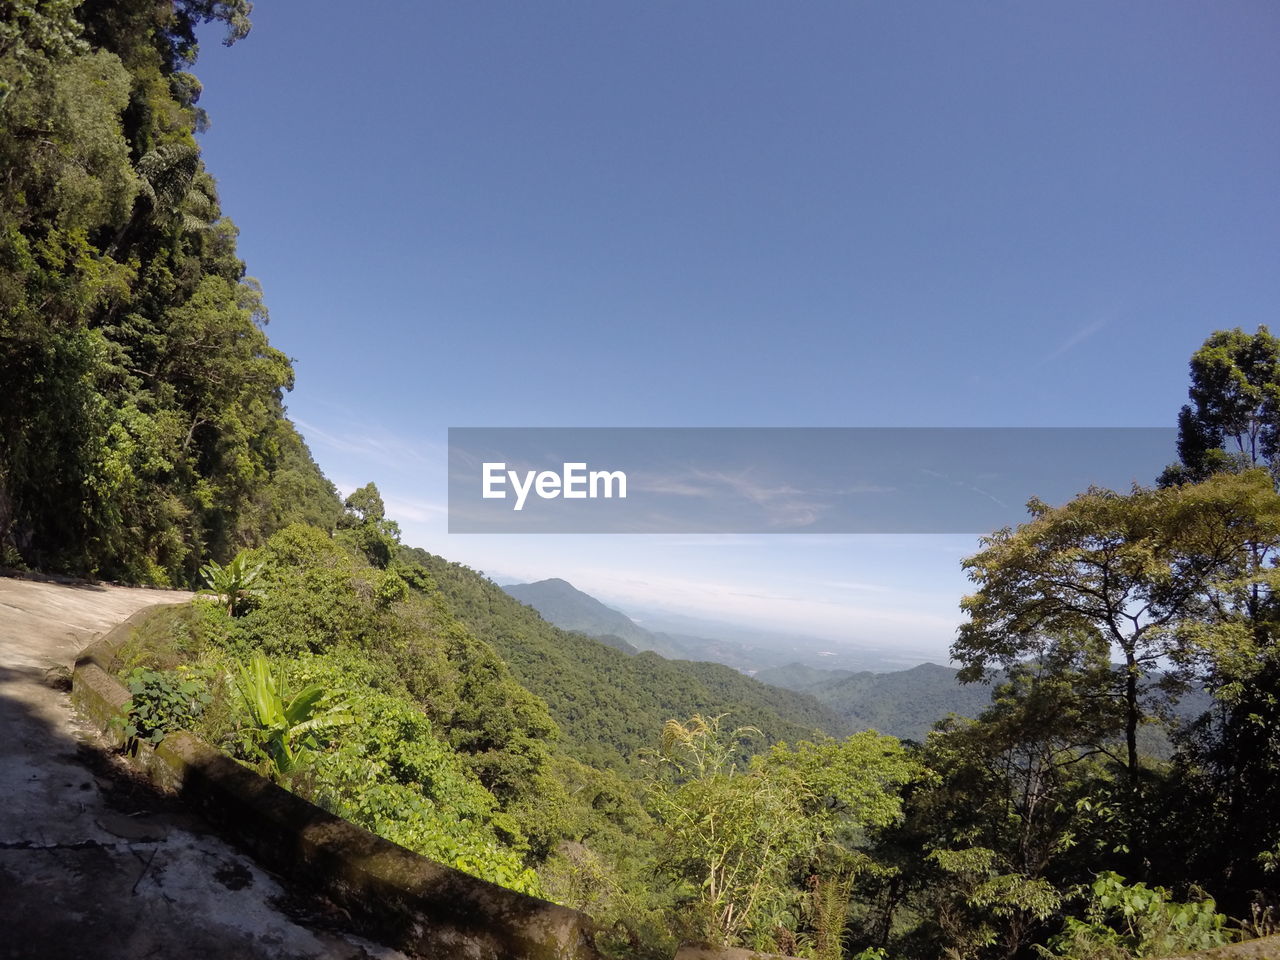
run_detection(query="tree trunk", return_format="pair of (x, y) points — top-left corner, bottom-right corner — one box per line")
(1125, 659), (1139, 779)
(1124, 654), (1144, 872)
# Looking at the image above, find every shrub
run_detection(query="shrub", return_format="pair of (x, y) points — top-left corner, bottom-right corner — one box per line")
(1041, 871), (1236, 959)
(304, 678), (541, 895)
(230, 651), (350, 779)
(197, 553), (263, 616)
(118, 666), (212, 747)
(232, 524), (374, 656)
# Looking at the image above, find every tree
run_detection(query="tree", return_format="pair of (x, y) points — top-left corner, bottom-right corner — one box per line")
(1148, 329), (1280, 908)
(879, 665), (1127, 960)
(955, 472), (1280, 786)
(337, 482), (401, 568)
(1160, 326), (1280, 486)
(646, 715), (917, 951)
(0, 0), (340, 583)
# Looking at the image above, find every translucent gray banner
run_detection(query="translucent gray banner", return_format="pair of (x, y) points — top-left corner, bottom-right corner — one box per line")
(447, 428), (1178, 534)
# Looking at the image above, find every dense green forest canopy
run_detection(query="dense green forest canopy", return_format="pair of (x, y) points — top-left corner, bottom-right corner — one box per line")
(6, 4), (1280, 957)
(404, 545), (846, 770)
(0, 0), (340, 584)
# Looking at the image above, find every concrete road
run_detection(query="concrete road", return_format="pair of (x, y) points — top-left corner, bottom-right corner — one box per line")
(0, 576), (408, 960)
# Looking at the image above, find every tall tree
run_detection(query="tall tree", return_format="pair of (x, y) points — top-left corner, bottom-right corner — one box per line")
(0, 0), (340, 581)
(1154, 330), (1280, 905)
(1160, 326), (1280, 486)
(955, 472), (1280, 783)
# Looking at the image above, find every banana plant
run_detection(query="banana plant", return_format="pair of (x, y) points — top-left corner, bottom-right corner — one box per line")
(197, 553), (264, 616)
(233, 652), (350, 779)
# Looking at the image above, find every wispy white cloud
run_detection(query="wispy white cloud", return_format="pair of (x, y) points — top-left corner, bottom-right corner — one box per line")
(696, 469), (824, 527)
(633, 468), (896, 530)
(815, 579), (891, 594)
(632, 468), (829, 528)
(382, 494), (447, 524)
(1038, 318), (1107, 365)
(295, 418), (442, 470)
(632, 475), (719, 498)
(919, 467), (1010, 510)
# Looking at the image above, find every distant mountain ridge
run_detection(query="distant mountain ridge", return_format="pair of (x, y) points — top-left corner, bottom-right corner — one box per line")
(502, 578), (766, 668)
(502, 577), (1000, 742)
(758, 661), (995, 741)
(504, 579), (651, 647)
(758, 660), (1216, 747)
(501, 577), (930, 673)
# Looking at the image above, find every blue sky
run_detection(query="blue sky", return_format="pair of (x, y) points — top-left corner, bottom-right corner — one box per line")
(190, 2), (1279, 659)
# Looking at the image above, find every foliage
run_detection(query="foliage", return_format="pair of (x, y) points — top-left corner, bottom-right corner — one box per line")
(646, 715), (918, 952)
(647, 715), (813, 947)
(956, 472), (1280, 783)
(213, 524), (561, 809)
(0, 0), (341, 584)
(1040, 872), (1234, 959)
(336, 482), (401, 569)
(299, 670), (541, 895)
(405, 546), (845, 772)
(800, 872), (857, 960)
(227, 524), (372, 656)
(535, 755), (676, 959)
(1159, 325), (1280, 486)
(1159, 647), (1280, 911)
(133, 523), (569, 898)
(230, 651), (350, 779)
(197, 552), (263, 615)
(118, 665), (211, 746)
(863, 656), (1153, 960)
(121, 584), (550, 898)
(921, 845), (1063, 959)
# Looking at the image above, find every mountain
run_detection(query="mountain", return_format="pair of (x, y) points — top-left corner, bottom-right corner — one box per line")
(753, 662), (855, 691)
(504, 579), (651, 648)
(500, 580), (998, 743)
(503, 577), (765, 667)
(760, 659), (1220, 748)
(503, 578), (935, 673)
(759, 661), (995, 742)
(406, 551), (848, 769)
(591, 634), (640, 655)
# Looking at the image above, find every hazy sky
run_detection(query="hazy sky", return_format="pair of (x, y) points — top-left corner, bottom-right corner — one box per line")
(190, 2), (1279, 657)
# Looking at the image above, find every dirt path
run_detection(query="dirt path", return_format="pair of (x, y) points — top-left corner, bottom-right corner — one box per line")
(0, 576), (408, 960)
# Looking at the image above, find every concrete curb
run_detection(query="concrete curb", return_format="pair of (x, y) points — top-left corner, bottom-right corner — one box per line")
(71, 605), (604, 960)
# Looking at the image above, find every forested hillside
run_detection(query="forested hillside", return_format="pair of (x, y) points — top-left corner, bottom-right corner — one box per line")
(408, 548), (846, 769)
(760, 661), (996, 741)
(0, 0), (339, 584)
(504, 578), (654, 648)
(753, 662), (855, 690)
